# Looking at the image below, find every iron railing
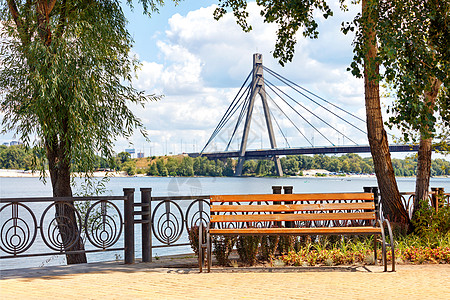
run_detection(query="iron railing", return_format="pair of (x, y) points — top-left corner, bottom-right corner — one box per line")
(1, 186), (448, 265)
(400, 188), (449, 218)
(133, 188), (210, 262)
(0, 192), (131, 260)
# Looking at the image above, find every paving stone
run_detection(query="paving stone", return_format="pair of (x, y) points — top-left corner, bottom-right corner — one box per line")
(1, 258), (449, 299)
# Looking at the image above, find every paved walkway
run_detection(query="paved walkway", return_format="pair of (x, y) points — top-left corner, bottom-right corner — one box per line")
(1, 256), (449, 299)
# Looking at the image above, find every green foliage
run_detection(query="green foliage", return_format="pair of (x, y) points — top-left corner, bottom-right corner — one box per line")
(279, 235), (450, 266)
(178, 157), (194, 176)
(0, 145), (35, 170)
(212, 235), (237, 266)
(278, 235), (296, 254)
(187, 225), (204, 257)
(118, 152), (131, 164)
(412, 199), (450, 244)
(259, 235), (279, 261)
(376, 0), (449, 142)
(121, 160), (136, 176)
(2, 149), (450, 177)
(0, 0), (164, 188)
(146, 162), (159, 176)
(236, 235), (262, 266)
(213, 0), (337, 66)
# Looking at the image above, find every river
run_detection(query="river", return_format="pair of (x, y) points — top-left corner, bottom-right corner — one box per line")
(1, 176), (449, 270)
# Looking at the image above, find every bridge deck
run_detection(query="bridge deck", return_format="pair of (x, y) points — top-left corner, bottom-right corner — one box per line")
(189, 144), (419, 159)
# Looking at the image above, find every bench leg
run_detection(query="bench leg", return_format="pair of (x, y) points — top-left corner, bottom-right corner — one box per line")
(384, 220), (396, 272)
(207, 231), (211, 272)
(373, 236), (378, 266)
(199, 223), (203, 273)
(378, 220), (387, 272)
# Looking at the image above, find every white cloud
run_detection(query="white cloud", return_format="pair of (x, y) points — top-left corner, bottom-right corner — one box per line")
(120, 2), (370, 154)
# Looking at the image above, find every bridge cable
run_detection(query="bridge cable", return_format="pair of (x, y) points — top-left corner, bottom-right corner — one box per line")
(265, 78), (359, 145)
(264, 66), (395, 139)
(203, 70), (252, 145)
(269, 105), (291, 148)
(201, 71), (252, 154)
(264, 67), (367, 136)
(265, 79), (341, 146)
(264, 66), (366, 123)
(208, 82), (251, 144)
(265, 91), (311, 147)
(225, 83), (253, 151)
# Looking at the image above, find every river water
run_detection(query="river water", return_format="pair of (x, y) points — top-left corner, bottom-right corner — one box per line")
(1, 176), (449, 270)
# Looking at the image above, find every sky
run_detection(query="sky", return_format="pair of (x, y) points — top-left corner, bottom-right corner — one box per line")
(1, 1), (411, 158)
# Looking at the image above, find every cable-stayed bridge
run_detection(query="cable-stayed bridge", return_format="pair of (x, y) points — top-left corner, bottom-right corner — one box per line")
(188, 53), (419, 176)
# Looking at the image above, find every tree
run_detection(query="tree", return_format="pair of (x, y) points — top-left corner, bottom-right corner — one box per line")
(118, 152), (132, 164)
(242, 160), (257, 175)
(147, 162), (159, 176)
(376, 0), (449, 216)
(223, 158), (235, 176)
(178, 157), (194, 176)
(156, 158), (168, 176)
(0, 0), (161, 263)
(214, 0), (409, 225)
(121, 160), (137, 176)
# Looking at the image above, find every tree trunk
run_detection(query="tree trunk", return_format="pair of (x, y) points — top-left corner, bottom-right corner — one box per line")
(47, 140), (87, 264)
(413, 77), (441, 213)
(414, 136), (432, 208)
(362, 0), (410, 226)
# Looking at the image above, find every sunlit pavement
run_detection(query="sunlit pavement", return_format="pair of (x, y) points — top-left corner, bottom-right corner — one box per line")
(1, 256), (449, 299)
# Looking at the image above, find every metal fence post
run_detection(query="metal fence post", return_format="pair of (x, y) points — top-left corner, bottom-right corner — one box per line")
(124, 188), (135, 264)
(140, 188), (152, 262)
(438, 188), (445, 209)
(431, 187), (438, 213)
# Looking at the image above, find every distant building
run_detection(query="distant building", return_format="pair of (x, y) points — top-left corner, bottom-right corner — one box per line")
(2, 142), (9, 146)
(125, 148), (135, 154)
(125, 148), (135, 158)
(137, 152), (144, 158)
(10, 141), (19, 146)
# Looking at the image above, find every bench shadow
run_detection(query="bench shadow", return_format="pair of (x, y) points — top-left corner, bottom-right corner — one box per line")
(1, 256), (383, 280)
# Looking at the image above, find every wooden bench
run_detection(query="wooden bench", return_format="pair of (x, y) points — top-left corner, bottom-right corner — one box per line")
(199, 192), (395, 272)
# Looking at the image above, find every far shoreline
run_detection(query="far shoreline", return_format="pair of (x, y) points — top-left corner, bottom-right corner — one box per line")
(1, 169), (449, 179)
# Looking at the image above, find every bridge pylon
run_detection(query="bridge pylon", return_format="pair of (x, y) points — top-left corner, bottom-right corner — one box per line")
(235, 53), (283, 176)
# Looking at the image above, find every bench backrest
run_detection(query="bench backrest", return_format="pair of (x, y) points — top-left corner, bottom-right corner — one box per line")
(209, 192), (377, 227)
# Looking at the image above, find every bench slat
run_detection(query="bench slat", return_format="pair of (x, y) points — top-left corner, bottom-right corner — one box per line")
(210, 212), (375, 223)
(210, 202), (375, 213)
(210, 227), (381, 235)
(210, 193), (374, 203)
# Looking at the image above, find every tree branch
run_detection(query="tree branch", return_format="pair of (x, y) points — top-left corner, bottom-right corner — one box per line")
(7, 0), (22, 27)
(48, 0), (58, 13)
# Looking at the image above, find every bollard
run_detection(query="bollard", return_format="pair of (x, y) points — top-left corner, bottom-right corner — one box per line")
(283, 186), (293, 228)
(364, 186), (379, 219)
(283, 186), (293, 194)
(272, 186), (282, 227)
(272, 186), (282, 194)
(124, 188), (135, 264)
(141, 188), (152, 263)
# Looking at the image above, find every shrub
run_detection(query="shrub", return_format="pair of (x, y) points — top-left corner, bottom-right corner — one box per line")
(212, 235), (236, 266)
(236, 235), (262, 266)
(412, 199), (450, 246)
(278, 235), (296, 254)
(187, 225), (205, 257)
(259, 235), (280, 261)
